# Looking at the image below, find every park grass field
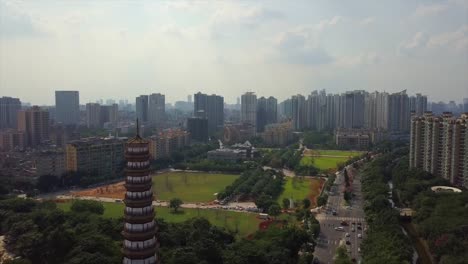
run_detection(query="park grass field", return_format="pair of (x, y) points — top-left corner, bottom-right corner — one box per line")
(57, 201), (260, 237)
(315, 150), (362, 157)
(277, 177), (325, 207)
(300, 149), (363, 171)
(152, 172), (239, 202)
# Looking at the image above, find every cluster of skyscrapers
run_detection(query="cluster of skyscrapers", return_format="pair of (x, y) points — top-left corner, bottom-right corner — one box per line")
(136, 93), (166, 128)
(410, 113), (468, 188)
(280, 90), (427, 133)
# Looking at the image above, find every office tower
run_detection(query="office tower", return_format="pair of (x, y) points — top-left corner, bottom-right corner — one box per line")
(0, 97), (21, 129)
(17, 106), (49, 147)
(388, 90), (410, 132)
(122, 131), (158, 264)
(86, 103), (101, 128)
(55, 91), (79, 125)
(256, 97), (268, 133)
(463, 98), (468, 113)
(65, 137), (125, 180)
(194, 92), (224, 135)
(241, 92), (257, 132)
(291, 94), (306, 131)
(187, 117), (208, 142)
(136, 95), (149, 123)
(148, 93), (165, 127)
(410, 113), (468, 188)
(266, 96), (278, 124)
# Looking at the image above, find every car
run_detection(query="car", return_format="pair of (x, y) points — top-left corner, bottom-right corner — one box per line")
(346, 240), (351, 245)
(351, 222), (356, 225)
(358, 234), (362, 239)
(341, 221), (348, 226)
(351, 227), (355, 232)
(334, 227), (345, 231)
(357, 222), (362, 226)
(358, 247), (361, 253)
(345, 233), (350, 237)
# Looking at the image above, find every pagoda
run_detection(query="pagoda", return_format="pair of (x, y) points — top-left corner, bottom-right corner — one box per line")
(123, 121), (158, 264)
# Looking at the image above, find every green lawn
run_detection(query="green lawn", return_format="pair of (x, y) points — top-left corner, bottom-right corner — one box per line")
(277, 177), (324, 207)
(57, 201), (260, 237)
(316, 150), (362, 157)
(152, 172), (239, 202)
(312, 157), (348, 170)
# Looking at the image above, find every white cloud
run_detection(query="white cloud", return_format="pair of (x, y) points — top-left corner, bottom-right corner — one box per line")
(336, 52), (381, 67)
(316, 16), (342, 31)
(360, 17), (375, 26)
(413, 3), (448, 18)
(398, 32), (429, 55)
(428, 25), (468, 51)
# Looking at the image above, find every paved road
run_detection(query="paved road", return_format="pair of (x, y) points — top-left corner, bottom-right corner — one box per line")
(313, 166), (367, 263)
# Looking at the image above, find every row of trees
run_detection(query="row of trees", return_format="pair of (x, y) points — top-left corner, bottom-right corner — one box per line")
(359, 152), (413, 263)
(0, 197), (315, 264)
(216, 169), (285, 212)
(390, 155), (468, 263)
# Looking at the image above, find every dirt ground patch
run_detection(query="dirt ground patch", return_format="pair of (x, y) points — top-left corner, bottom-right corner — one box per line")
(72, 181), (126, 199)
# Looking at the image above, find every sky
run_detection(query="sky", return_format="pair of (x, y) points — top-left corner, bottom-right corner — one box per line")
(1, 0), (467, 105)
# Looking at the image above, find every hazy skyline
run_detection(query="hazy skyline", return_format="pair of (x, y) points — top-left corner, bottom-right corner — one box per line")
(1, 0), (467, 105)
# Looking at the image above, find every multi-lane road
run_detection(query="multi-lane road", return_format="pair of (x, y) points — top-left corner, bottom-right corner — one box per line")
(313, 166), (367, 263)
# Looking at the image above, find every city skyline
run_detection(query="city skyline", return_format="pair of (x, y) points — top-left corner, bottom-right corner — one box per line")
(1, 0), (467, 105)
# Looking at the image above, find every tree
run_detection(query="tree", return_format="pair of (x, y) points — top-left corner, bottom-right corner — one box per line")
(334, 245), (353, 264)
(302, 198), (311, 209)
(282, 198), (290, 209)
(36, 174), (60, 192)
(317, 195), (328, 207)
(70, 200), (104, 215)
(169, 198), (183, 213)
(268, 204), (281, 219)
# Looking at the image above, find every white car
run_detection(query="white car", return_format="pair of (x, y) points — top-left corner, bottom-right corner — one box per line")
(358, 234), (362, 239)
(345, 233), (350, 237)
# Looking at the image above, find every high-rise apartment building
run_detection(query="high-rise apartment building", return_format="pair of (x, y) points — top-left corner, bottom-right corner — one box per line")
(241, 92), (257, 125)
(279, 99), (293, 121)
(123, 133), (158, 264)
(389, 90), (410, 132)
(463, 98), (468, 113)
(86, 103), (101, 128)
(55, 91), (80, 125)
(266, 96), (278, 124)
(0, 97), (21, 129)
(136, 95), (149, 123)
(194, 92), (224, 135)
(187, 117), (208, 142)
(148, 93), (165, 127)
(291, 94), (306, 131)
(17, 106), (49, 147)
(409, 112), (468, 188)
(241, 92), (257, 132)
(0, 129), (25, 151)
(409, 94), (428, 116)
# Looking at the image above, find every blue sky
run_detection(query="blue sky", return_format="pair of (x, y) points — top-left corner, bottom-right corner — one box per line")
(0, 0), (467, 105)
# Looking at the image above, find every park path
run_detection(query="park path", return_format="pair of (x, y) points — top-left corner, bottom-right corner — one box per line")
(54, 194), (258, 213)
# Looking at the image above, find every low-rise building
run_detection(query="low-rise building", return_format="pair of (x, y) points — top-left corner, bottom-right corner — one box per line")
(0, 129), (25, 151)
(35, 150), (66, 177)
(261, 122), (293, 147)
(65, 137), (125, 180)
(223, 122), (255, 144)
(148, 129), (190, 159)
(335, 128), (385, 150)
(207, 148), (245, 162)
